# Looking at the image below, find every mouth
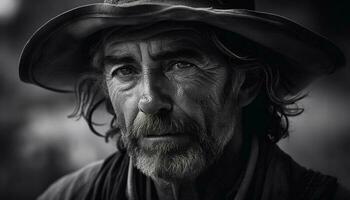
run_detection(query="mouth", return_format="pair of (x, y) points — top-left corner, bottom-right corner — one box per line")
(139, 133), (192, 151)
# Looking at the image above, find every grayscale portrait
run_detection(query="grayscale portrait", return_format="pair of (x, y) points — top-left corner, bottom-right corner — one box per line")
(1, 0), (349, 199)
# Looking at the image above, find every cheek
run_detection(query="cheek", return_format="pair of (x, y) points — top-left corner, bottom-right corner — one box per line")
(107, 80), (140, 130)
(173, 70), (227, 130)
(181, 68), (227, 110)
(173, 85), (206, 128)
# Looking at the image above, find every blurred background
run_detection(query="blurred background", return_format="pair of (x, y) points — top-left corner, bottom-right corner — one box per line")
(0, 0), (349, 199)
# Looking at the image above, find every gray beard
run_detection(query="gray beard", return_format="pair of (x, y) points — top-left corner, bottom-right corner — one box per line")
(121, 129), (227, 182)
(117, 98), (237, 181)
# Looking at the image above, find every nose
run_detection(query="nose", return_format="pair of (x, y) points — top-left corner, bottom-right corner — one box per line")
(138, 72), (172, 115)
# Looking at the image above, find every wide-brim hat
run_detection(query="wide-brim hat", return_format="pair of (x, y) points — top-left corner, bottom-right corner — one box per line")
(19, 0), (345, 96)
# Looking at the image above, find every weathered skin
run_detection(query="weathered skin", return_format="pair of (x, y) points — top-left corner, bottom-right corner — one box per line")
(35, 28), (348, 200)
(101, 29), (259, 199)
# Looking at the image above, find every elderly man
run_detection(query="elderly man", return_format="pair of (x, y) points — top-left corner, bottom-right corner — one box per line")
(19, 0), (349, 199)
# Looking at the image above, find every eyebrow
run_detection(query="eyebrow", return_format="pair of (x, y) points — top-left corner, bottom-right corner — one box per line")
(103, 54), (138, 66)
(102, 35), (210, 67)
(103, 48), (206, 67)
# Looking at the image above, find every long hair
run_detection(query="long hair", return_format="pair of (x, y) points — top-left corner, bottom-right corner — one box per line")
(69, 24), (305, 145)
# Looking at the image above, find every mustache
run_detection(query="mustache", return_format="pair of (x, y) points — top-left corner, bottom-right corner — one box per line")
(129, 112), (203, 138)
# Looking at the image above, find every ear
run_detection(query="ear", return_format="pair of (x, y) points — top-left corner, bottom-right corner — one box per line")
(237, 71), (262, 107)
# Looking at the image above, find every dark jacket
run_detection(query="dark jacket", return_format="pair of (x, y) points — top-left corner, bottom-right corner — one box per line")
(38, 141), (350, 200)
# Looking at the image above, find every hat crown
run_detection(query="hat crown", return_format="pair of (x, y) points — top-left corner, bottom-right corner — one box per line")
(104, 0), (255, 9)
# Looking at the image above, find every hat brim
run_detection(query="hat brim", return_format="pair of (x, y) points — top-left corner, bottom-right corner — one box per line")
(19, 3), (345, 95)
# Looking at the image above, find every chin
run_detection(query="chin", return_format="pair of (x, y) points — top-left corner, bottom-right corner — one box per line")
(132, 144), (207, 182)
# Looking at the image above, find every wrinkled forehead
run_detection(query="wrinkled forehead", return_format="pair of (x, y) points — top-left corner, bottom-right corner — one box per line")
(102, 23), (213, 53)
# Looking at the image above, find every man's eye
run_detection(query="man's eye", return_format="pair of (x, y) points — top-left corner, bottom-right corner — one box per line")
(111, 66), (136, 77)
(171, 61), (196, 70)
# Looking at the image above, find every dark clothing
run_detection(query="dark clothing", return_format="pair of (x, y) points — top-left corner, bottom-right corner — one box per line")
(38, 161), (103, 200)
(38, 141), (349, 200)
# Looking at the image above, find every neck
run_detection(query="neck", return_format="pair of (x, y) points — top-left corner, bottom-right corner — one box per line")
(153, 179), (198, 200)
(153, 128), (247, 200)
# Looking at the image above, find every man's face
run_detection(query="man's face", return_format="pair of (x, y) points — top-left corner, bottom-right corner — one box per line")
(102, 29), (242, 181)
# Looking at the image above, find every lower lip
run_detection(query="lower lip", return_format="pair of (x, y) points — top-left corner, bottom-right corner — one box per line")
(139, 134), (191, 149)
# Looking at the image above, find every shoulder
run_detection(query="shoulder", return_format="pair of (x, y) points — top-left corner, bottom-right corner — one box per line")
(267, 144), (343, 200)
(37, 161), (103, 200)
(333, 184), (350, 200)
